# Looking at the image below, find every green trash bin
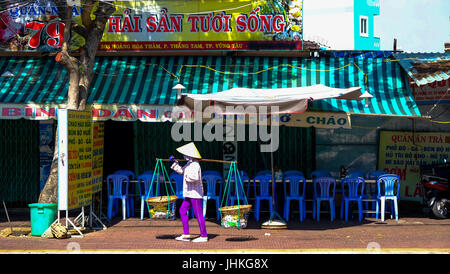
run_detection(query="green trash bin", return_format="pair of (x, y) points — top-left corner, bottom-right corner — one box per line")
(28, 203), (57, 236)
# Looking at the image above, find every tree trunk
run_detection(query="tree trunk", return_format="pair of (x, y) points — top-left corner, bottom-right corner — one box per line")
(38, 1), (115, 204)
(38, 130), (59, 203)
(38, 4), (75, 204)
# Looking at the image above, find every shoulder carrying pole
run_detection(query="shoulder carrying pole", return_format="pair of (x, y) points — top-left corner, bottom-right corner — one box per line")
(159, 158), (236, 164)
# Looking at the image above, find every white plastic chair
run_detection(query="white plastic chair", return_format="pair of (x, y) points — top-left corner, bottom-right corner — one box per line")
(376, 174), (401, 221)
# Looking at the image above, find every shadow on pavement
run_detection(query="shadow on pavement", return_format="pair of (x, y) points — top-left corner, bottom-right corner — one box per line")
(0, 200), (444, 232)
(225, 236), (258, 242)
(156, 234), (219, 240)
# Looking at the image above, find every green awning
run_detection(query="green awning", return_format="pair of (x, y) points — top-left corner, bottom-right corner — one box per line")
(0, 55), (420, 117)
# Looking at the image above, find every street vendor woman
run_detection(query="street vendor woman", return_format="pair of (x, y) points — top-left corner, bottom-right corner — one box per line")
(169, 142), (208, 242)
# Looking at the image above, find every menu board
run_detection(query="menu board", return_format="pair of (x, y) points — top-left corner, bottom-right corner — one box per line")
(378, 131), (450, 201)
(58, 109), (93, 210)
(92, 122), (104, 194)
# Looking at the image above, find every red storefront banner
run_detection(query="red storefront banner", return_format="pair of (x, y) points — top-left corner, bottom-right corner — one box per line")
(0, 0), (304, 52)
(0, 103), (351, 129)
(409, 78), (450, 104)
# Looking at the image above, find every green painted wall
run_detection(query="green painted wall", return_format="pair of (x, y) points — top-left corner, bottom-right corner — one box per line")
(135, 122), (314, 179)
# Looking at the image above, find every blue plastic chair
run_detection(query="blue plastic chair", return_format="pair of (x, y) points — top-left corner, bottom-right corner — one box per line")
(283, 175), (306, 222)
(256, 170), (273, 176)
(340, 177), (365, 222)
(365, 170), (388, 217)
(141, 170), (154, 175)
(311, 170), (332, 179)
(137, 174), (155, 220)
(346, 171), (368, 216)
(114, 170), (135, 178)
(283, 170), (305, 178)
(376, 174), (401, 221)
(202, 170), (222, 210)
(253, 170), (275, 200)
(203, 174), (223, 220)
(169, 172), (194, 218)
(106, 174), (129, 220)
(253, 175), (274, 222)
(313, 177), (336, 221)
(114, 170), (135, 217)
(203, 171), (222, 177)
(310, 170), (332, 217)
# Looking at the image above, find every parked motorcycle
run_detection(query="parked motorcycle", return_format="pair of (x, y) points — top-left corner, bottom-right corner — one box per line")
(420, 162), (450, 219)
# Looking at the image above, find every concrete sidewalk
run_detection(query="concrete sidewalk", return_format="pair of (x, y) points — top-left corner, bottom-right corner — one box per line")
(0, 208), (449, 254)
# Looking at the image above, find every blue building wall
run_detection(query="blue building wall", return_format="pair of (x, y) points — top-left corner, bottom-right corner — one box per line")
(354, 0), (380, 50)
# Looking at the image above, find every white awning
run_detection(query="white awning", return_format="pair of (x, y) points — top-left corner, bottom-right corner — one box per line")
(179, 84), (363, 114)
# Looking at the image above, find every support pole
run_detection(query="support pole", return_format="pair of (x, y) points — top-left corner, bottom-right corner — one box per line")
(261, 124), (287, 229)
(89, 204), (107, 230)
(271, 141), (276, 214)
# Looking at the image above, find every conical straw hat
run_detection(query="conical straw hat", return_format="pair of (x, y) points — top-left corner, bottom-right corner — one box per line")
(176, 142), (202, 159)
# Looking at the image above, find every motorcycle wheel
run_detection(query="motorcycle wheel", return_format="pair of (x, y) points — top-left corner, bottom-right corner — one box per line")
(432, 198), (449, 219)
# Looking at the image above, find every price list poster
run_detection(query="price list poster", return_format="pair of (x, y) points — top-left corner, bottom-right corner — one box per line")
(378, 131), (450, 201)
(92, 122), (104, 194)
(58, 109), (93, 211)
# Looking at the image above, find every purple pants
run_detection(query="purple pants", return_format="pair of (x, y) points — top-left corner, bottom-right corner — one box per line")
(179, 197), (207, 237)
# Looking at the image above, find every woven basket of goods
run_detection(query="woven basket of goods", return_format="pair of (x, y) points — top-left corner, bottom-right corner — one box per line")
(146, 195), (178, 206)
(219, 204), (252, 216)
(146, 196), (177, 219)
(219, 205), (252, 228)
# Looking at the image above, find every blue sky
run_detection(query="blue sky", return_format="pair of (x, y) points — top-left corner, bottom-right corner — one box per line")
(378, 0), (450, 52)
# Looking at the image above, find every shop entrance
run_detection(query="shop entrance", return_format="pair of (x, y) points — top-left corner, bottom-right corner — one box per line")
(103, 120), (135, 179)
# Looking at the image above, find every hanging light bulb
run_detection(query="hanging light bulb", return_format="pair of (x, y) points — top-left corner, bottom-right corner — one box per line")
(172, 83), (186, 99)
(1, 71), (14, 77)
(360, 90), (374, 107)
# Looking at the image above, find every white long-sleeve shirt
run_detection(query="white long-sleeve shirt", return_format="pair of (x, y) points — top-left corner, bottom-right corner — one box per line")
(170, 159), (203, 199)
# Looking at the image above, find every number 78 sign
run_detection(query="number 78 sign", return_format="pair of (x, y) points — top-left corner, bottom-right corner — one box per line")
(25, 21), (65, 49)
